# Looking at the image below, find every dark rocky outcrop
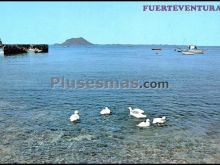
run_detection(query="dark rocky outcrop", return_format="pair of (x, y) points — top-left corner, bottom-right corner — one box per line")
(3, 44), (48, 56)
(3, 45), (28, 55)
(32, 44), (48, 53)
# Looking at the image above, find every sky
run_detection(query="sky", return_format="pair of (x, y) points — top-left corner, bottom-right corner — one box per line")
(0, 2), (220, 46)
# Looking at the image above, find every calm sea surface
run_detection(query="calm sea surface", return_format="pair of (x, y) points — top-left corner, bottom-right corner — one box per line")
(0, 45), (220, 163)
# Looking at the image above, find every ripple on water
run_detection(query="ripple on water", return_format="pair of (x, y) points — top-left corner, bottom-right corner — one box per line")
(1, 46), (220, 163)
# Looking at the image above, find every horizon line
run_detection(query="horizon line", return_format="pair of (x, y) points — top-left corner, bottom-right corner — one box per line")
(1, 37), (220, 47)
(51, 43), (220, 47)
(1, 43), (220, 47)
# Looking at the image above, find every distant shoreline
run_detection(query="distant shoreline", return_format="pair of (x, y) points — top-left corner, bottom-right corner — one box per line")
(50, 44), (220, 47)
(2, 37), (219, 47)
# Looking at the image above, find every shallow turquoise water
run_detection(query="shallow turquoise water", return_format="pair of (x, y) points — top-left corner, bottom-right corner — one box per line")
(0, 45), (220, 163)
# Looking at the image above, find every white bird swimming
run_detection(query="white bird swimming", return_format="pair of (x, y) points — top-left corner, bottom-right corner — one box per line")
(128, 107), (144, 114)
(100, 107), (111, 115)
(152, 116), (166, 124)
(129, 110), (147, 118)
(137, 119), (150, 128)
(69, 110), (80, 122)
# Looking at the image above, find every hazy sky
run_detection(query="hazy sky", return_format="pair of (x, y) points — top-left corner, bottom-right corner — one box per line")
(0, 2), (220, 46)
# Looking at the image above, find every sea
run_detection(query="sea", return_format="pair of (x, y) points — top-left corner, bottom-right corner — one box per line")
(0, 45), (219, 163)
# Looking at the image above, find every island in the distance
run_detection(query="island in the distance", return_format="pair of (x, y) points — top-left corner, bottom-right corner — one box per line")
(54, 37), (93, 46)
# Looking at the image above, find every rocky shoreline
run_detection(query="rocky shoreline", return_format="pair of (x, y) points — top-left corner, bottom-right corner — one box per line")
(2, 44), (48, 56)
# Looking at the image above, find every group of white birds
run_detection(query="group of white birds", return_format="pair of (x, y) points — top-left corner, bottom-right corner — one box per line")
(69, 106), (166, 128)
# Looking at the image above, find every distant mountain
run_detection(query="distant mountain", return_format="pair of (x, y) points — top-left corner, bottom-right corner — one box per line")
(55, 37), (93, 46)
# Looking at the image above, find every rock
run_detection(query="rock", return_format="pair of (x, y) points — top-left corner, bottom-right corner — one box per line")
(3, 44), (48, 56)
(32, 44), (48, 53)
(3, 45), (28, 55)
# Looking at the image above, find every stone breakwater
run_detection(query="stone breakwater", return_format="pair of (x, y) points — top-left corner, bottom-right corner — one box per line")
(3, 44), (48, 56)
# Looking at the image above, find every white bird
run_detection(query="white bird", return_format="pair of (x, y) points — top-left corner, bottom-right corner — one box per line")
(137, 119), (150, 128)
(69, 110), (80, 122)
(152, 116), (166, 124)
(100, 107), (111, 115)
(128, 107), (144, 114)
(129, 110), (147, 118)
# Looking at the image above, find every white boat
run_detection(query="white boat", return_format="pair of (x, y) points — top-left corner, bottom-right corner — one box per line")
(182, 45), (204, 55)
(182, 51), (195, 55)
(175, 48), (188, 52)
(188, 45), (204, 54)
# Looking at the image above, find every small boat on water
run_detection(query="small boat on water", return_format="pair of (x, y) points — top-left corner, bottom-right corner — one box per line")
(152, 48), (161, 51)
(175, 45), (204, 55)
(182, 51), (195, 55)
(152, 48), (162, 54)
(181, 45), (204, 55)
(174, 48), (182, 52)
(187, 45), (203, 54)
(174, 48), (187, 52)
